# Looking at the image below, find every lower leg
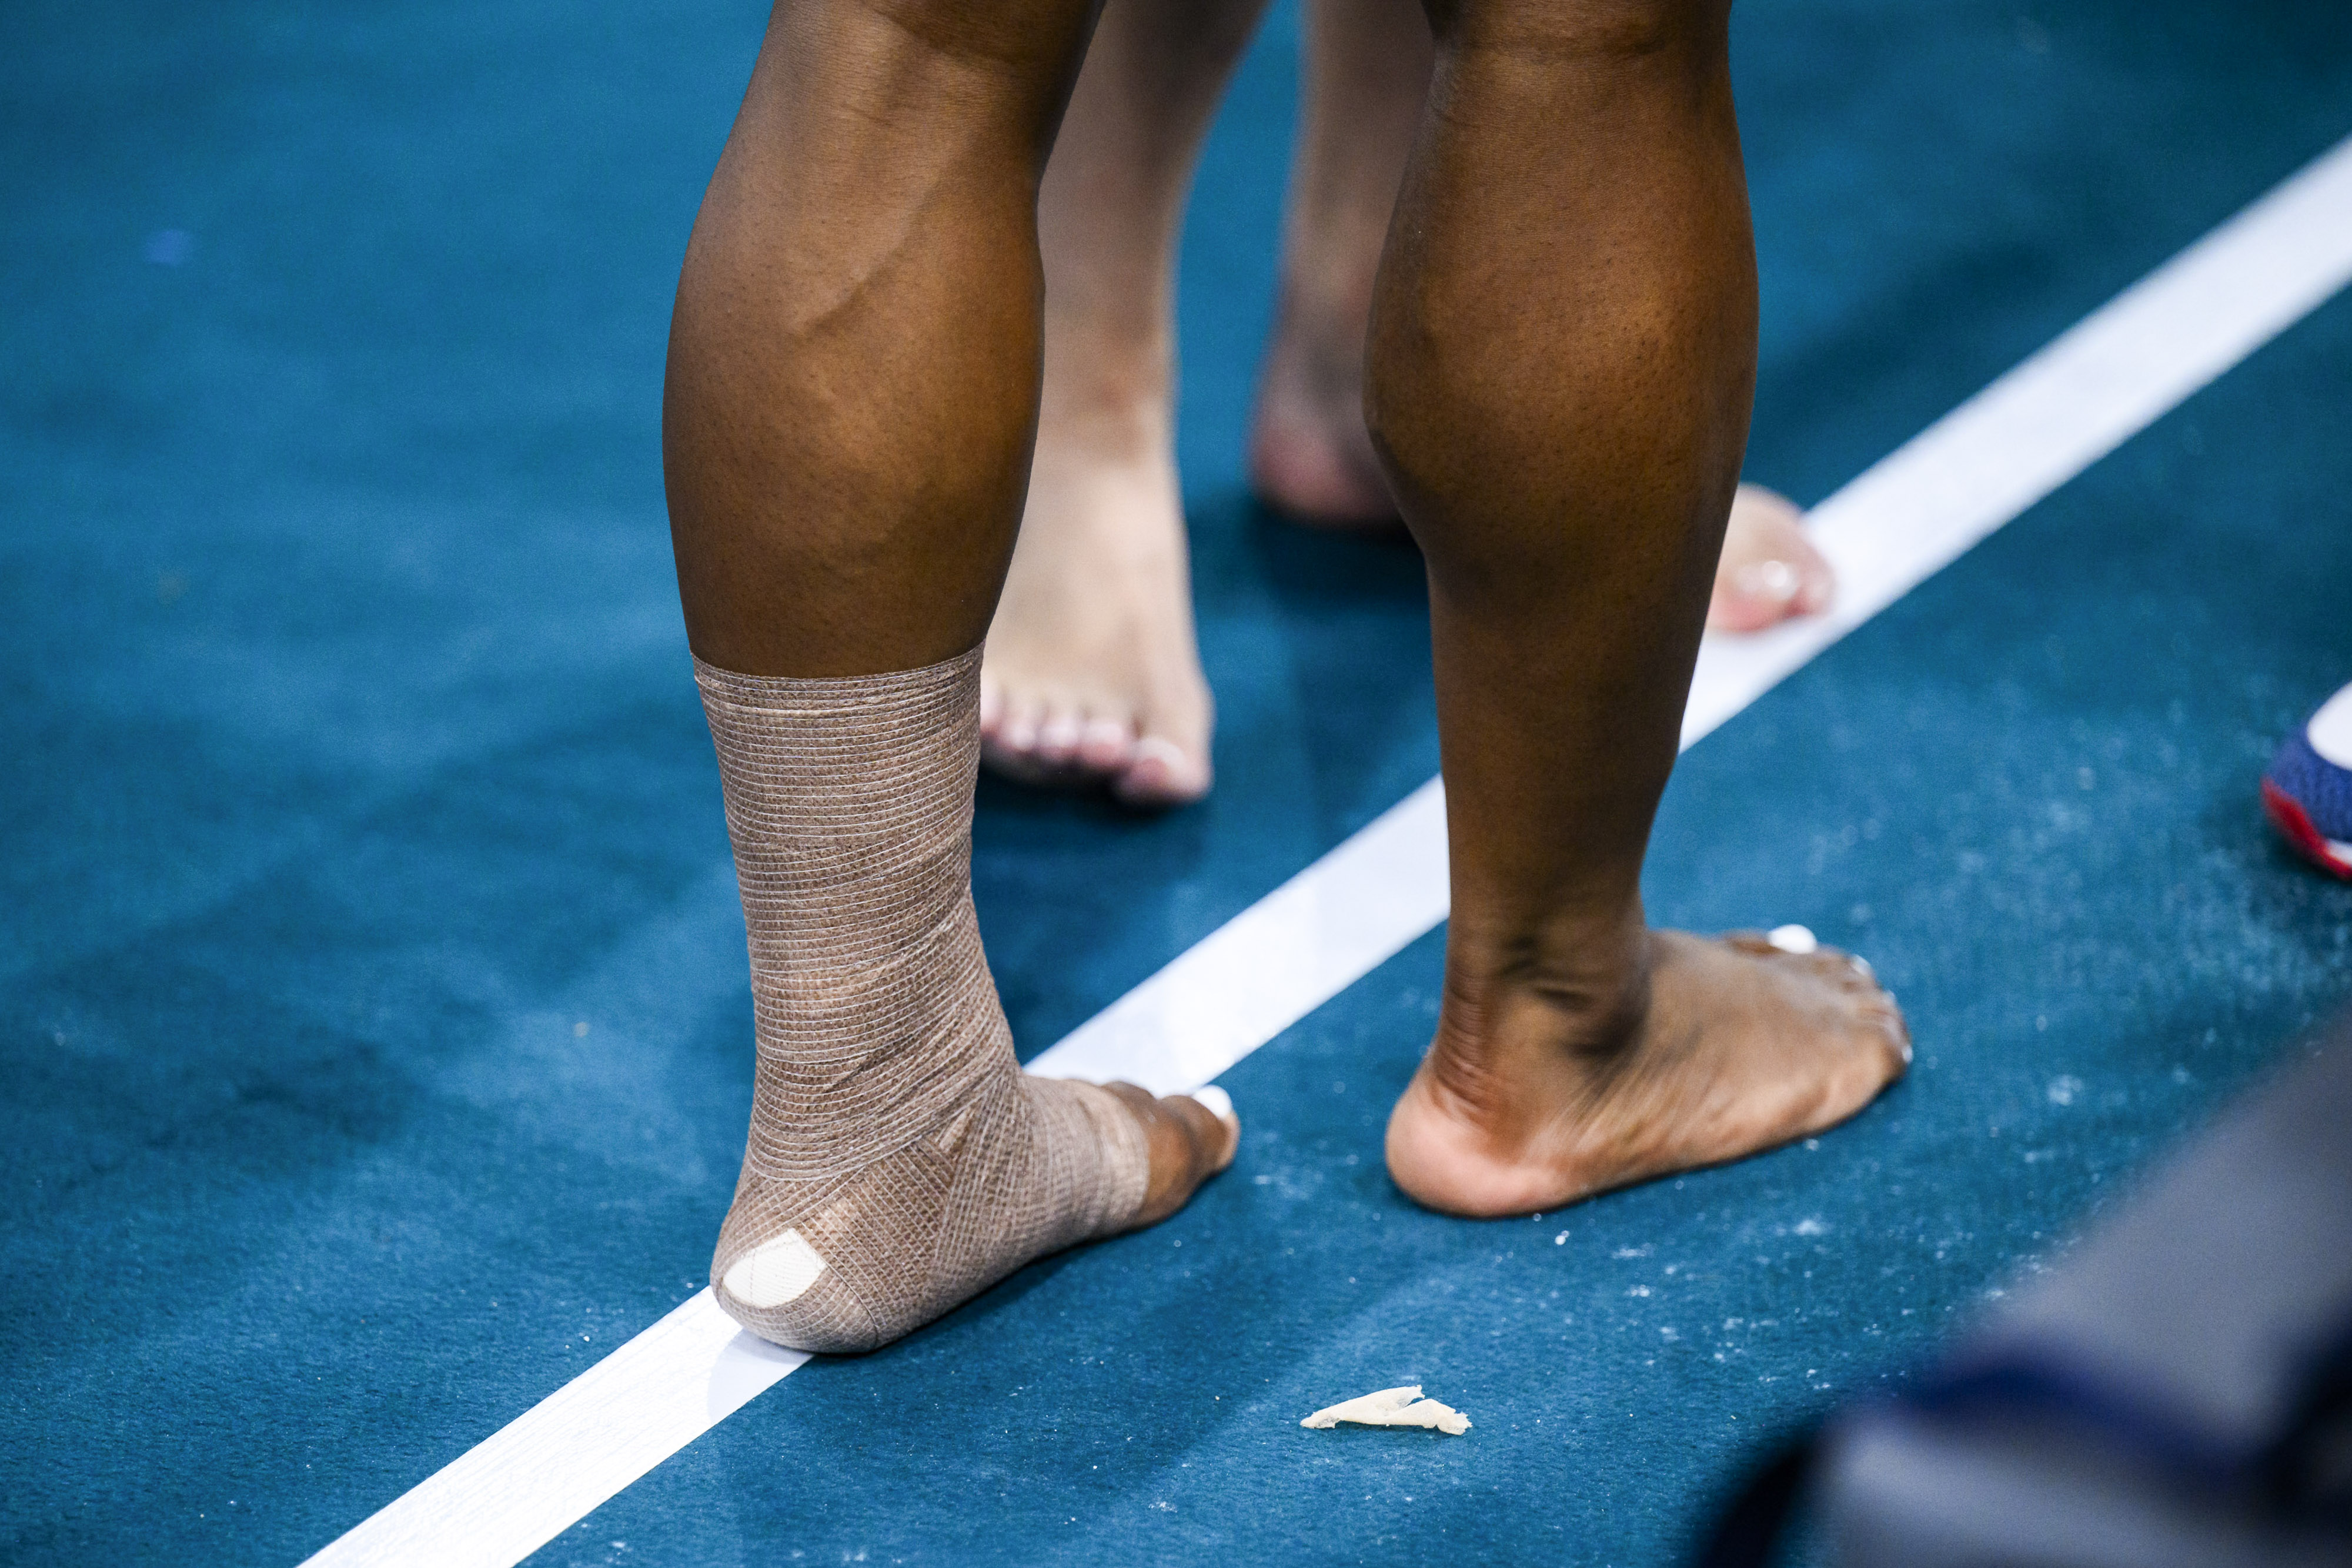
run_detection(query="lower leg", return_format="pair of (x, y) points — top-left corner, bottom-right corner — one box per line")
(980, 0), (1269, 805)
(664, 0), (1232, 1350)
(1369, 0), (1906, 1216)
(1255, 0), (1835, 633)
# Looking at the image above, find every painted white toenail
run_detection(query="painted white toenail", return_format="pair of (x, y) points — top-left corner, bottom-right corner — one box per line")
(723, 1227), (827, 1309)
(1766, 924), (1817, 954)
(1736, 560), (1802, 601)
(1849, 954), (1875, 981)
(1039, 717), (1081, 748)
(1188, 1084), (1234, 1124)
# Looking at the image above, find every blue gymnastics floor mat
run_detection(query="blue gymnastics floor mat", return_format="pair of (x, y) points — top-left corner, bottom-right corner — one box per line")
(4, 1), (2350, 1563)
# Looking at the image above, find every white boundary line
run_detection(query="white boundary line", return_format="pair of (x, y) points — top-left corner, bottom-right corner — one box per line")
(300, 132), (2352, 1568)
(302, 1292), (807, 1568)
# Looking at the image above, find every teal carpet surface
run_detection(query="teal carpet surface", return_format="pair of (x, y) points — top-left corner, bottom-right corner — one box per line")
(4, 1), (2350, 1563)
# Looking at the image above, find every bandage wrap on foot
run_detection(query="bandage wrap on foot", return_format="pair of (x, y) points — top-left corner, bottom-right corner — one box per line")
(696, 648), (1150, 1352)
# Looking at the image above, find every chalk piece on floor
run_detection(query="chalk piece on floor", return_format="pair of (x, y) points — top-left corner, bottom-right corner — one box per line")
(1301, 1385), (1471, 1435)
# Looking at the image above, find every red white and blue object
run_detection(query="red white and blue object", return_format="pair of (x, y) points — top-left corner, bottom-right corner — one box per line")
(2262, 681), (2352, 880)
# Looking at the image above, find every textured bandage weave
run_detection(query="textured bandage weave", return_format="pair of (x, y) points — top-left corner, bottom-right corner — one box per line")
(696, 647), (1151, 1353)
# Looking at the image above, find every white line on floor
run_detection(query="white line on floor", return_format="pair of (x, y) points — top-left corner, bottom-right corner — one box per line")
(299, 129), (2352, 1568)
(303, 1292), (805, 1568)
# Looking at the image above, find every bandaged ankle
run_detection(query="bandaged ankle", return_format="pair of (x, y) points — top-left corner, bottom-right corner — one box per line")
(695, 646), (1151, 1353)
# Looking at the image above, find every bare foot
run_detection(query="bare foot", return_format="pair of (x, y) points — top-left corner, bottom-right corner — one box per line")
(1707, 484), (1835, 631)
(1250, 293), (1396, 527)
(980, 403), (1214, 808)
(1385, 929), (1909, 1216)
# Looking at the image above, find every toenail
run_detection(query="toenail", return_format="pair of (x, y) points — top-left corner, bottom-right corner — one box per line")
(1736, 560), (1802, 601)
(1132, 736), (1188, 771)
(1766, 924), (1818, 954)
(1039, 716), (1081, 749)
(1125, 738), (1201, 797)
(1080, 718), (1131, 755)
(1848, 954), (1875, 981)
(1188, 1084), (1234, 1124)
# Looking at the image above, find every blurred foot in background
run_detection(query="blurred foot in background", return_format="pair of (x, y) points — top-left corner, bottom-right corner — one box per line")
(2263, 680), (2352, 878)
(983, 0), (1839, 805)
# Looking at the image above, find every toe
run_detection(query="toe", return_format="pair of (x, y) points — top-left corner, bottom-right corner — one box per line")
(1794, 947), (1877, 993)
(1860, 996), (1913, 1068)
(1104, 1080), (1237, 1226)
(1074, 711), (1137, 774)
(998, 693), (1044, 757)
(1033, 703), (1085, 766)
(981, 693), (1067, 785)
(1833, 955), (1887, 999)
(1187, 1082), (1237, 1131)
(1708, 575), (1794, 634)
(1114, 734), (1211, 809)
(1708, 484), (1835, 633)
(1793, 549), (1835, 616)
(1725, 929), (1885, 1001)
(1171, 1085), (1240, 1174)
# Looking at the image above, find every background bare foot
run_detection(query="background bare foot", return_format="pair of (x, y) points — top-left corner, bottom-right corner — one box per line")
(1708, 484), (1836, 631)
(980, 406), (1215, 808)
(1385, 930), (1909, 1218)
(1250, 294), (1396, 526)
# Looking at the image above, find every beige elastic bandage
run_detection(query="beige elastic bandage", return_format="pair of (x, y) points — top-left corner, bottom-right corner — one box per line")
(696, 646), (1151, 1353)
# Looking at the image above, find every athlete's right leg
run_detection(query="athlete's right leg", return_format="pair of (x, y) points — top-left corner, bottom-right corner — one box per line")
(1367, 0), (1908, 1216)
(1254, 0), (1835, 633)
(664, 0), (1235, 1352)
